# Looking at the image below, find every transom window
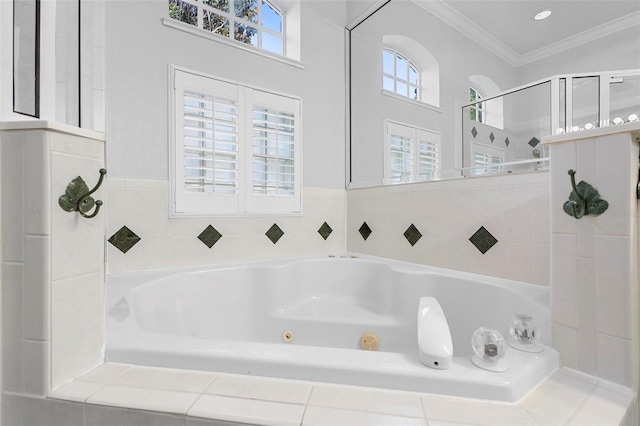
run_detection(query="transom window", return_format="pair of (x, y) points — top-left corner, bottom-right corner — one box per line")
(383, 49), (420, 101)
(470, 86), (485, 123)
(169, 0), (285, 56)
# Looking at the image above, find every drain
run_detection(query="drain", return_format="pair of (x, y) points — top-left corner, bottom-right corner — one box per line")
(282, 330), (295, 343)
(359, 332), (380, 351)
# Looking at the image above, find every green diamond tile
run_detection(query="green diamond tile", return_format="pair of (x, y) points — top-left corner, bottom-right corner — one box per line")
(108, 226), (140, 254)
(198, 225), (222, 248)
(359, 222), (372, 240)
(266, 223), (284, 244)
(403, 224), (422, 246)
(318, 222), (333, 240)
(469, 226), (498, 254)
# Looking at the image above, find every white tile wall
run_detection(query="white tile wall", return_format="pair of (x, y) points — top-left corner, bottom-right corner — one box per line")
(347, 172), (550, 285)
(1, 125), (106, 422)
(106, 179), (347, 273)
(545, 127), (640, 389)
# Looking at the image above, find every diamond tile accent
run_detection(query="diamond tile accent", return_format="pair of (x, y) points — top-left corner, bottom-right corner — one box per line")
(265, 223), (284, 244)
(528, 137), (541, 147)
(471, 127), (478, 138)
(198, 225), (222, 248)
(318, 222), (333, 240)
(505, 137), (510, 147)
(359, 222), (372, 241)
(108, 226), (141, 254)
(403, 224), (422, 246)
(469, 226), (498, 254)
(489, 132), (495, 143)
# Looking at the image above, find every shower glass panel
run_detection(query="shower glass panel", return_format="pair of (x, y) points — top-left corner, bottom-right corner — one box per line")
(609, 74), (640, 124)
(571, 76), (599, 130)
(462, 81), (551, 176)
(13, 0), (39, 117)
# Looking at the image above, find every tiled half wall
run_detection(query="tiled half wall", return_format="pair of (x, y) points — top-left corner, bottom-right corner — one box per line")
(347, 172), (550, 285)
(106, 180), (347, 273)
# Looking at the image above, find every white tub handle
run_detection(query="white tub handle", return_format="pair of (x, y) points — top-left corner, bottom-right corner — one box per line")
(417, 297), (453, 370)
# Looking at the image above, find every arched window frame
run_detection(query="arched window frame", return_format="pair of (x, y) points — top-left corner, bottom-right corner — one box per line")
(383, 48), (421, 101)
(168, 0), (286, 57)
(470, 86), (485, 123)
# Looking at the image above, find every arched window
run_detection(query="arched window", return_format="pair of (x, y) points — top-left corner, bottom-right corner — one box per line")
(169, 0), (285, 56)
(383, 49), (420, 101)
(382, 35), (439, 107)
(469, 75), (503, 129)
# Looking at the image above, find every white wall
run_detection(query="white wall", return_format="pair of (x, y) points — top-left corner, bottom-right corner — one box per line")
(349, 0), (519, 186)
(104, 0), (349, 272)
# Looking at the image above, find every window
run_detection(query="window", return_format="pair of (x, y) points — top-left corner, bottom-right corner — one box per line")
(470, 86), (485, 123)
(473, 143), (503, 175)
(171, 68), (301, 215)
(168, 0), (285, 56)
(383, 49), (420, 101)
(385, 121), (440, 184)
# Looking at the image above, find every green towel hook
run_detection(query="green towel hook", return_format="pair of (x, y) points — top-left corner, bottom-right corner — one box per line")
(59, 169), (107, 219)
(563, 169), (608, 219)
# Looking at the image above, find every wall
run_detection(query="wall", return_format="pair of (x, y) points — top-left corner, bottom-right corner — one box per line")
(545, 124), (640, 390)
(0, 124), (106, 422)
(347, 171), (550, 285)
(104, 0), (348, 272)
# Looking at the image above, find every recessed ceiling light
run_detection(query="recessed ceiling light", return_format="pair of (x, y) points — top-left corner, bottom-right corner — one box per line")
(534, 10), (552, 21)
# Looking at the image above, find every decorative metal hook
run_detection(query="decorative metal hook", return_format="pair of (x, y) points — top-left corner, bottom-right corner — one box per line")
(59, 169), (107, 219)
(563, 169), (608, 219)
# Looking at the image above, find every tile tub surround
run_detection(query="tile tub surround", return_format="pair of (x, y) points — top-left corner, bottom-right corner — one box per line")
(347, 171), (550, 285)
(543, 123), (640, 391)
(106, 179), (347, 273)
(0, 123), (106, 400)
(35, 363), (636, 426)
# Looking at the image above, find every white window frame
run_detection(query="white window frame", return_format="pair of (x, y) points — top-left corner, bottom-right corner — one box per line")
(167, 0), (286, 57)
(470, 86), (485, 123)
(384, 120), (440, 185)
(383, 48), (421, 101)
(473, 142), (504, 175)
(169, 65), (302, 217)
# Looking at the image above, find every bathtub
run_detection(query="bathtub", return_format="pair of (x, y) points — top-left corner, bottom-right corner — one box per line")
(105, 254), (559, 402)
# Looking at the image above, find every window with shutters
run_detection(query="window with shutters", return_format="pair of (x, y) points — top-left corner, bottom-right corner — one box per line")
(473, 143), (503, 175)
(385, 120), (440, 184)
(170, 67), (301, 216)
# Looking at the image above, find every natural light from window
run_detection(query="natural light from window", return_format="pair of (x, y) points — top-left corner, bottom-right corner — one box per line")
(383, 49), (420, 101)
(169, 0), (285, 56)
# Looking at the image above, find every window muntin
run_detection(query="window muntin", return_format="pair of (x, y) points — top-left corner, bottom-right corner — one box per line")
(470, 86), (485, 123)
(383, 49), (420, 101)
(169, 0), (285, 56)
(386, 121), (440, 184)
(172, 69), (301, 215)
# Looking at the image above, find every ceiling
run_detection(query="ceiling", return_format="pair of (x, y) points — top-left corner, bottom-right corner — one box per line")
(415, 0), (640, 66)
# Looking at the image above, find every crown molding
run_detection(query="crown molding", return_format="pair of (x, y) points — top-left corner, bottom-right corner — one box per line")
(412, 0), (521, 66)
(412, 0), (640, 68)
(518, 11), (640, 66)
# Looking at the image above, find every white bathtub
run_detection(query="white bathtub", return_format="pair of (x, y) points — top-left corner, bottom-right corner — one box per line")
(105, 254), (559, 402)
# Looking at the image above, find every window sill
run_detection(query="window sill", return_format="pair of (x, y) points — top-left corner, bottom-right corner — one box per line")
(381, 90), (441, 113)
(162, 18), (304, 70)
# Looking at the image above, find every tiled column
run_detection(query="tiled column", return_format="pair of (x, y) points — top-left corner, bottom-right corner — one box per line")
(544, 123), (640, 389)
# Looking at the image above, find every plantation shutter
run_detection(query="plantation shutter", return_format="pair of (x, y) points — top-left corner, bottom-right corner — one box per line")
(417, 129), (440, 181)
(386, 121), (440, 184)
(172, 68), (301, 215)
(174, 71), (241, 214)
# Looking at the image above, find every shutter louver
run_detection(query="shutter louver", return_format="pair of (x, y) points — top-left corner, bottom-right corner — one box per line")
(183, 90), (239, 194)
(418, 138), (439, 180)
(389, 134), (413, 184)
(252, 107), (295, 195)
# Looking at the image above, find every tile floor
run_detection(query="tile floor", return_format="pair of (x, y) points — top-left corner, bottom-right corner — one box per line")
(45, 362), (636, 426)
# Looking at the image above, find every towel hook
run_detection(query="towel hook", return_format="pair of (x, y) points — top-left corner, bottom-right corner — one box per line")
(59, 169), (107, 219)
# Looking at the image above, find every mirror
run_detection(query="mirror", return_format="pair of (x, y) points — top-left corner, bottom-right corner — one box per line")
(346, 0), (639, 189)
